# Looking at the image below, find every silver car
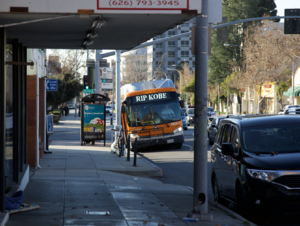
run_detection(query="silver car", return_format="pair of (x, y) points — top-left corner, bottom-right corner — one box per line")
(186, 108), (194, 126)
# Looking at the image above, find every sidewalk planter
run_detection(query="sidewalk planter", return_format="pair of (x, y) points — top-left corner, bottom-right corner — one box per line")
(50, 109), (61, 124)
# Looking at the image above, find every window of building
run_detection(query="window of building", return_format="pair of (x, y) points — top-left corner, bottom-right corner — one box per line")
(168, 41), (175, 47)
(168, 31), (176, 36)
(181, 30), (188, 34)
(156, 52), (162, 57)
(181, 51), (189, 57)
(181, 41), (189, 47)
(168, 61), (176, 67)
(156, 43), (162, 48)
(192, 61), (195, 66)
(168, 51), (175, 57)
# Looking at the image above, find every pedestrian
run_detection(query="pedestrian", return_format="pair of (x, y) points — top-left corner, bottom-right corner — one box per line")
(60, 105), (64, 117)
(66, 105), (69, 116)
(64, 105), (68, 116)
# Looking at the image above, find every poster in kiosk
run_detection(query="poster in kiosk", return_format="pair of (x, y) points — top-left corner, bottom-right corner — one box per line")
(80, 93), (110, 146)
(81, 104), (105, 146)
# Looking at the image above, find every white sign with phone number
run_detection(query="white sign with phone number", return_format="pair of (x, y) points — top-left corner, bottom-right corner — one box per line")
(98, 0), (188, 10)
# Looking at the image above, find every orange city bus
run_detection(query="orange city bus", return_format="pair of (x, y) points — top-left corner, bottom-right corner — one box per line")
(120, 79), (184, 150)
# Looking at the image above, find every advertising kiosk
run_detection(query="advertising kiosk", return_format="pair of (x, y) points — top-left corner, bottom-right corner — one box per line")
(81, 94), (110, 146)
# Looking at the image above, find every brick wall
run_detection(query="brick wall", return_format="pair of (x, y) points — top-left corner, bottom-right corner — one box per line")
(27, 75), (37, 167)
(39, 78), (45, 158)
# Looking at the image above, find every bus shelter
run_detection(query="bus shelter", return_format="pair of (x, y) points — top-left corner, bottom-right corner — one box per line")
(80, 93), (110, 146)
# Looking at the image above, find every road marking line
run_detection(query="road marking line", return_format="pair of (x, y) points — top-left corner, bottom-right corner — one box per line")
(183, 144), (192, 147)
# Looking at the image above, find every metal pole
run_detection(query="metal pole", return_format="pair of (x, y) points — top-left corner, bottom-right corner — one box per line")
(133, 138), (137, 166)
(273, 84), (276, 114)
(218, 84), (220, 115)
(293, 58), (295, 105)
(0, 27), (6, 212)
(127, 135), (130, 161)
(114, 50), (122, 137)
(187, 0), (212, 221)
(227, 90), (229, 115)
(95, 50), (100, 94)
(75, 50), (77, 117)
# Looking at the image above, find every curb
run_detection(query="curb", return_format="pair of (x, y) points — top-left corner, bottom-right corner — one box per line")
(208, 199), (257, 226)
(137, 154), (163, 177)
(186, 187), (256, 226)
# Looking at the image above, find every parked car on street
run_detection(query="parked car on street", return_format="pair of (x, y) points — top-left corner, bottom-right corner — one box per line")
(283, 106), (300, 114)
(207, 107), (216, 122)
(106, 105), (113, 115)
(207, 116), (225, 145)
(186, 108), (194, 126)
(278, 105), (300, 114)
(180, 108), (188, 130)
(211, 114), (300, 216)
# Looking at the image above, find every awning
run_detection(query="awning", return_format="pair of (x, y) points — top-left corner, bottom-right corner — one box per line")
(283, 86), (300, 96)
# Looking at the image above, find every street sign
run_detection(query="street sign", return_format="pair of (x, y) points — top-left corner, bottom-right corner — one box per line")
(102, 83), (113, 89)
(46, 79), (57, 91)
(100, 67), (113, 79)
(83, 89), (95, 94)
(46, 115), (54, 134)
(102, 79), (106, 83)
(97, 0), (189, 10)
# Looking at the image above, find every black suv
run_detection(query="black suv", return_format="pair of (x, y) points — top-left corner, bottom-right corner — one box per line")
(211, 114), (300, 215)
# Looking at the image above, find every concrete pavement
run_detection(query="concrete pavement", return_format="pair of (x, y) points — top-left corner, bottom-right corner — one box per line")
(3, 110), (255, 226)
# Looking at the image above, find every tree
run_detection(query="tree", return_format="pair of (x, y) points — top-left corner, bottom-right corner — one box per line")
(241, 21), (298, 112)
(47, 49), (89, 78)
(120, 51), (166, 85)
(208, 0), (277, 86)
(121, 53), (151, 85)
(173, 63), (195, 104)
(46, 73), (83, 109)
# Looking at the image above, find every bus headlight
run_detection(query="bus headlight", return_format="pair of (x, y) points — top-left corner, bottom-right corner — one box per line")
(130, 133), (139, 141)
(173, 127), (183, 135)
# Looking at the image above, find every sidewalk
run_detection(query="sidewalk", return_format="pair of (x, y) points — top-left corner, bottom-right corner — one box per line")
(4, 112), (255, 226)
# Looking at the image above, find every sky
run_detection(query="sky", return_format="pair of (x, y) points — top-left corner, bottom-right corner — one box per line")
(275, 0), (300, 20)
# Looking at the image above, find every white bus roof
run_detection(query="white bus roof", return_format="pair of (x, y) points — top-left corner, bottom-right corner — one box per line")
(121, 79), (175, 96)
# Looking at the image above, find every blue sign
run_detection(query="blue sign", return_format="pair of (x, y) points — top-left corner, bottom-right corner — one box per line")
(46, 79), (57, 91)
(102, 79), (106, 83)
(47, 115), (54, 134)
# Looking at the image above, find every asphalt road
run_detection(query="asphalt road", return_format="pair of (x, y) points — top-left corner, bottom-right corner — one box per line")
(136, 123), (300, 226)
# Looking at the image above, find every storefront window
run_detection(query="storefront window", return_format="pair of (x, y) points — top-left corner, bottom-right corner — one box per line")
(5, 43), (14, 184)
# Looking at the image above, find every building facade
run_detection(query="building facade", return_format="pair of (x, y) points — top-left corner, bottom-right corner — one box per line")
(147, 18), (196, 80)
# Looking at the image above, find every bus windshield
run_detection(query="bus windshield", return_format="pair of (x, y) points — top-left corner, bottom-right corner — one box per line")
(125, 92), (181, 127)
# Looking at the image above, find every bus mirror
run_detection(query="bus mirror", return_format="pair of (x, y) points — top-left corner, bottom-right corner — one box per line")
(121, 105), (126, 114)
(122, 100), (127, 105)
(179, 100), (185, 108)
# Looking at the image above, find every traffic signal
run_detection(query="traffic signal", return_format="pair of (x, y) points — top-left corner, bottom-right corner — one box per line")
(83, 75), (89, 89)
(284, 9), (300, 34)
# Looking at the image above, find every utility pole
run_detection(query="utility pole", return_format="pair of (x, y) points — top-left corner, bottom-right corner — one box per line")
(187, 0), (213, 221)
(218, 84), (220, 115)
(95, 50), (100, 94)
(75, 50), (77, 117)
(227, 90), (229, 115)
(114, 50), (122, 137)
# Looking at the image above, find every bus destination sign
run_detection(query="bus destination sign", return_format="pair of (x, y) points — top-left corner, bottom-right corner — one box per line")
(97, 0), (188, 10)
